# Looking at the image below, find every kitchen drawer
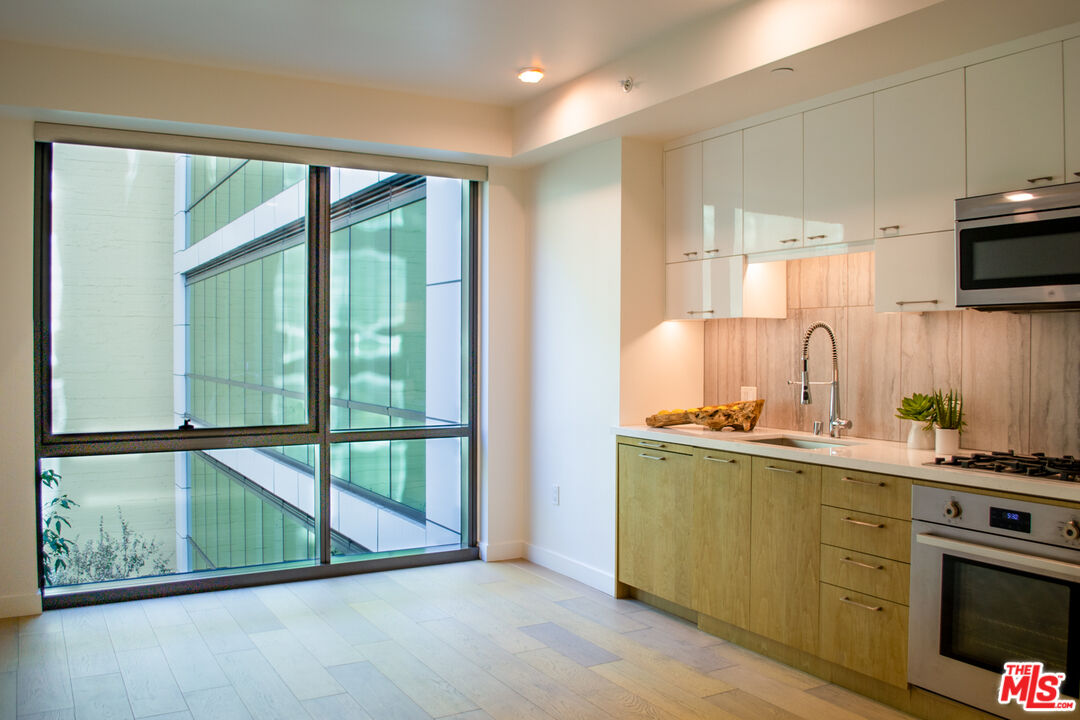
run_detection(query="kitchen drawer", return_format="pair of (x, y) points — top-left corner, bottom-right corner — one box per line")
(820, 544), (910, 606)
(821, 467), (910, 520)
(819, 582), (909, 688)
(616, 436), (693, 455)
(821, 506), (911, 563)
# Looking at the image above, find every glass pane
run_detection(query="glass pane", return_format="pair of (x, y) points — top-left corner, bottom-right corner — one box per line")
(49, 144), (307, 433)
(330, 438), (466, 558)
(39, 445), (319, 587)
(329, 172), (467, 430)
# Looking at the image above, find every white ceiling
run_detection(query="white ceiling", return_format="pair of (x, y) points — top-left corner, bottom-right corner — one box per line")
(0, 0), (742, 106)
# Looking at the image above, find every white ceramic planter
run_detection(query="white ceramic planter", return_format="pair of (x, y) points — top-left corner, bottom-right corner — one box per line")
(935, 427), (961, 456)
(907, 421), (934, 450)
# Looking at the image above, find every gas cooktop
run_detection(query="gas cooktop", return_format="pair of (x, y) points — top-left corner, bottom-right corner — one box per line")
(928, 450), (1080, 483)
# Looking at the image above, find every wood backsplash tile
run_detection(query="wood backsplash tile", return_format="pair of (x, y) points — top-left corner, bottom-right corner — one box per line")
(1029, 312), (1080, 456)
(961, 311), (1030, 453)
(799, 254), (848, 309)
(703, 254), (1078, 453)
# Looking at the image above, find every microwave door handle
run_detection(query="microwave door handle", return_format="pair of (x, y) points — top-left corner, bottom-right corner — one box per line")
(916, 533), (1080, 582)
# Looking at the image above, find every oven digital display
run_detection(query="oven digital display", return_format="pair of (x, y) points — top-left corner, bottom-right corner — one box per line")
(990, 506), (1032, 533)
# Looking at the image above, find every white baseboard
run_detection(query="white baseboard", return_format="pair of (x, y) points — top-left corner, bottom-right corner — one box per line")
(0, 591), (41, 619)
(525, 544), (615, 595)
(479, 540), (525, 562)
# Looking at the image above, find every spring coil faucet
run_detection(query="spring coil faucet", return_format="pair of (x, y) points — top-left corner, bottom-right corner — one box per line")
(799, 321), (852, 438)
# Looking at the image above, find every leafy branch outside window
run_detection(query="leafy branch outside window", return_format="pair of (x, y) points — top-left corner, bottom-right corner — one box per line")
(40, 469), (78, 585)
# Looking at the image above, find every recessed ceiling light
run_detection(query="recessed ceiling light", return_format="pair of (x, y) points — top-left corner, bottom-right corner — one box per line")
(518, 67), (544, 84)
(771, 66), (795, 74)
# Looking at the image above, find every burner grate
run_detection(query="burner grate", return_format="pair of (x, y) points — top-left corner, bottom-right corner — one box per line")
(932, 450), (1080, 482)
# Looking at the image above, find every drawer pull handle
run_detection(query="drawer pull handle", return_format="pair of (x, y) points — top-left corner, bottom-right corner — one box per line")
(895, 299), (939, 306)
(779, 238), (799, 244)
(765, 465), (801, 474)
(704, 456), (735, 464)
(1026, 176), (1054, 184)
(638, 454), (666, 461)
(840, 596), (882, 612)
(683, 251), (699, 257)
(637, 440), (665, 448)
(704, 248), (720, 254)
(841, 556), (884, 571)
(842, 516), (884, 529)
(806, 234), (827, 240)
(879, 225), (899, 232)
(840, 476), (885, 488)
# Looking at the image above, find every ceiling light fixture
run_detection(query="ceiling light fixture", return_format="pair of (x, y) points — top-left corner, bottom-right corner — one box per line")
(518, 67), (544, 84)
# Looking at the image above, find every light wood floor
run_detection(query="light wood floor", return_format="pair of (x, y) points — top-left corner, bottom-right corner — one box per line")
(0, 560), (918, 720)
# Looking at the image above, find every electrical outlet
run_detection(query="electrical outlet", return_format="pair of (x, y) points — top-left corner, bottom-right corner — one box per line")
(740, 386), (758, 401)
(551, 485), (560, 505)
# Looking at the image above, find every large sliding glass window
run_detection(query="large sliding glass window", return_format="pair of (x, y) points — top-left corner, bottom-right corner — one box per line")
(35, 131), (478, 600)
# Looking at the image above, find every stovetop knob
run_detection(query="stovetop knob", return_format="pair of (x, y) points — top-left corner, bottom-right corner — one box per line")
(944, 501), (961, 520)
(1063, 521), (1080, 541)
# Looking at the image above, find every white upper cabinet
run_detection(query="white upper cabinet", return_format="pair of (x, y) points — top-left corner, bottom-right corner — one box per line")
(874, 231), (956, 313)
(803, 95), (874, 247)
(966, 43), (1065, 196)
(744, 115), (803, 253)
(874, 70), (965, 237)
(702, 132), (743, 257)
(665, 143), (703, 263)
(1065, 37), (1080, 183)
(665, 257), (786, 320)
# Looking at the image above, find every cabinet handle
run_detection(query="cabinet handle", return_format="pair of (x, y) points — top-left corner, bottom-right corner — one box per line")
(764, 465), (801, 474)
(637, 440), (665, 448)
(686, 310), (715, 315)
(704, 249), (720, 254)
(842, 516), (885, 529)
(879, 225), (899, 232)
(638, 453), (666, 461)
(896, 299), (939, 306)
(841, 556), (884, 571)
(840, 596), (883, 612)
(1074, 172), (1080, 178)
(779, 238), (799, 244)
(683, 251), (699, 257)
(806, 234), (826, 240)
(1026, 176), (1054, 184)
(704, 456), (735, 464)
(840, 476), (885, 488)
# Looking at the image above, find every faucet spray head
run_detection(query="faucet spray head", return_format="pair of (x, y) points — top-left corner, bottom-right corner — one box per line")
(800, 357), (812, 405)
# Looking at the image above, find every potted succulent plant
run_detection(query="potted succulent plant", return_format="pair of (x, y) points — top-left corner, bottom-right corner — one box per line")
(931, 389), (965, 456)
(895, 392), (935, 449)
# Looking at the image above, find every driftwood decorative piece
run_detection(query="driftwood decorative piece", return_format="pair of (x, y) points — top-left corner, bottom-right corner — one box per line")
(646, 399), (764, 432)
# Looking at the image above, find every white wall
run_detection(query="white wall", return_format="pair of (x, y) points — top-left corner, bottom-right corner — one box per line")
(525, 139), (623, 592)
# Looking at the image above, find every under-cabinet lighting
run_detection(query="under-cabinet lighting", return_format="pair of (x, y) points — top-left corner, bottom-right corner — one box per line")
(1005, 192), (1035, 202)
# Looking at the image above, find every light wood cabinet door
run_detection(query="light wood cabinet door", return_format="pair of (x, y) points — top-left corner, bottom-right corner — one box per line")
(967, 43), (1065, 196)
(702, 131), (743, 257)
(744, 115), (803, 253)
(665, 143), (704, 263)
(1065, 37), (1080, 183)
(750, 457), (821, 654)
(819, 583), (909, 688)
(691, 449), (751, 629)
(820, 545), (910, 606)
(804, 95), (875, 246)
(617, 444), (694, 607)
(874, 230), (956, 312)
(820, 468), (911, 520)
(821, 506), (911, 563)
(874, 70), (965, 237)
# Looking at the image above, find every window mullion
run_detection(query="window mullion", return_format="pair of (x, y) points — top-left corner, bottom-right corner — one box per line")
(309, 166), (332, 564)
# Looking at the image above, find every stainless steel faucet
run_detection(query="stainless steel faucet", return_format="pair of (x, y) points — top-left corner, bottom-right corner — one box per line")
(798, 321), (852, 438)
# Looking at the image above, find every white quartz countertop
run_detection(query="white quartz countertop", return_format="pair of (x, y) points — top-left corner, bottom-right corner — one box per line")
(614, 424), (1080, 504)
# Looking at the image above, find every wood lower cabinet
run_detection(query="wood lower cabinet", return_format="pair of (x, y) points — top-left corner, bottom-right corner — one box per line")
(749, 457), (822, 655)
(617, 442), (695, 607)
(819, 583), (909, 688)
(691, 448), (751, 629)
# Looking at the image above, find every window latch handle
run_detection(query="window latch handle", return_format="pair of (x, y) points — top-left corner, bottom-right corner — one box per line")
(179, 419), (194, 431)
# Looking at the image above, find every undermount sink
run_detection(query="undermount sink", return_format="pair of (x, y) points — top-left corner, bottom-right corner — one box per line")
(746, 436), (856, 450)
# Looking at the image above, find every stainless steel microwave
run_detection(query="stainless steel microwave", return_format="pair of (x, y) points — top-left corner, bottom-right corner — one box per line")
(955, 183), (1080, 310)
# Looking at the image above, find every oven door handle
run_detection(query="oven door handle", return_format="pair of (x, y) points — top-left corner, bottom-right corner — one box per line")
(916, 533), (1080, 582)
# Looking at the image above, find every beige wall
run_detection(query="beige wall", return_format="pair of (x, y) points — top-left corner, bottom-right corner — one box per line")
(704, 252), (1080, 457)
(0, 114), (39, 617)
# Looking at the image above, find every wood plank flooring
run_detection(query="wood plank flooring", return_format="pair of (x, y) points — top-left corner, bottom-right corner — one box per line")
(0, 560), (917, 720)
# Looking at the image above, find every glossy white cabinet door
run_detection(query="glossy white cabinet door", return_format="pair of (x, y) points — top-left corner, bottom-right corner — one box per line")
(1065, 37), (1080, 183)
(966, 43), (1065, 196)
(666, 260), (705, 320)
(804, 95), (874, 247)
(702, 131), (743, 257)
(874, 70), (965, 237)
(665, 143), (704, 264)
(744, 115), (803, 253)
(874, 231), (956, 313)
